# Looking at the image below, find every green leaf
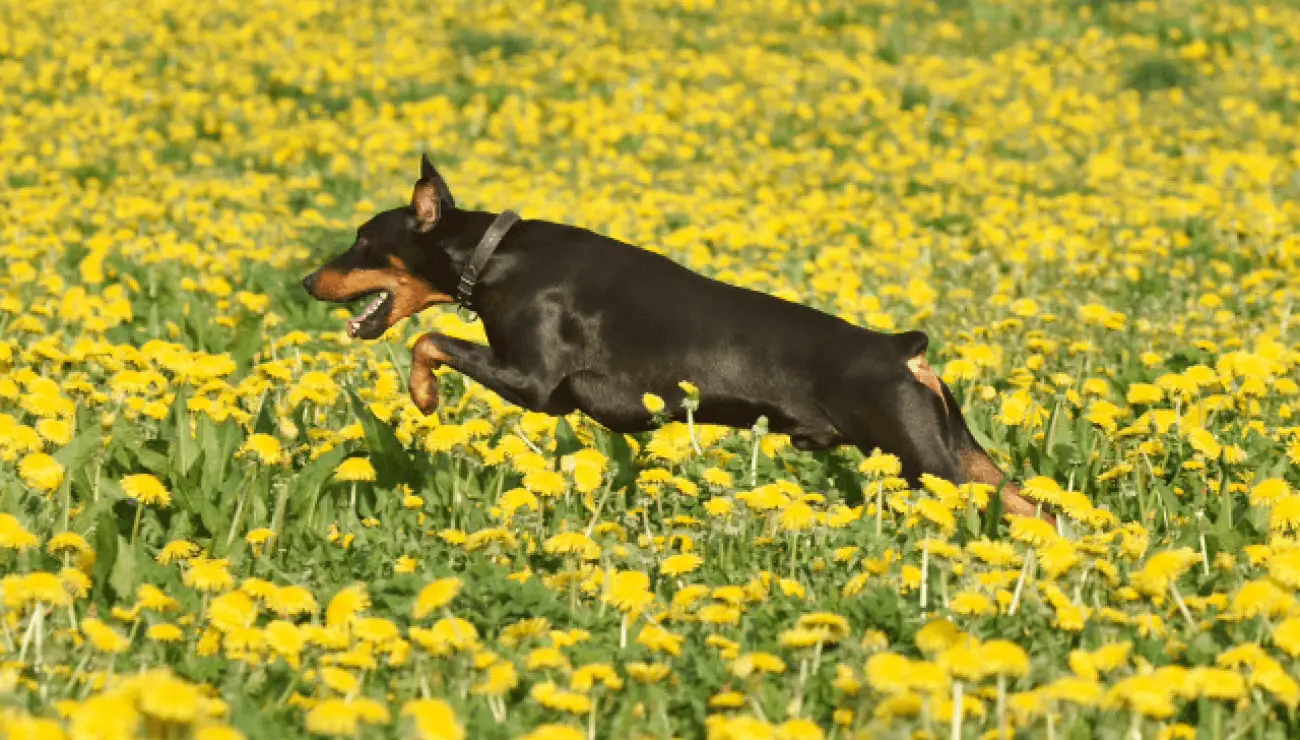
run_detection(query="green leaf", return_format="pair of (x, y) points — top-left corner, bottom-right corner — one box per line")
(983, 483), (1005, 539)
(229, 315), (264, 370)
(289, 446), (347, 521)
(346, 388), (411, 489)
(171, 389), (199, 477)
(110, 534), (139, 598)
(554, 416), (583, 457)
(54, 425), (101, 470)
(91, 509), (120, 601)
(595, 428), (637, 493)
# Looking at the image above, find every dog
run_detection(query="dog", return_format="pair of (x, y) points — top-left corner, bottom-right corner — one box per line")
(302, 156), (1043, 519)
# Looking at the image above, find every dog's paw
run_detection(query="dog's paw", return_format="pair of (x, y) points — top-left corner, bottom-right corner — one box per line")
(409, 374), (440, 416)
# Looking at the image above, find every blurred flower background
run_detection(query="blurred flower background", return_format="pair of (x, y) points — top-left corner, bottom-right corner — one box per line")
(4, 0), (1300, 737)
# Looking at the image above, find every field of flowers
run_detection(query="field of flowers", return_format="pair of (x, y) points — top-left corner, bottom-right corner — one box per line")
(5, 0), (1300, 737)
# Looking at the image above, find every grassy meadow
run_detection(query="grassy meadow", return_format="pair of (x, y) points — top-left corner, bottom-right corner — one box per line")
(5, 0), (1300, 737)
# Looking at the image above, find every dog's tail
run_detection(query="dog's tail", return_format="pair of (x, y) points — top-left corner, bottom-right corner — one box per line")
(936, 381), (1048, 521)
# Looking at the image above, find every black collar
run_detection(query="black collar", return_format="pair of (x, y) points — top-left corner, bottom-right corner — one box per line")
(456, 210), (521, 309)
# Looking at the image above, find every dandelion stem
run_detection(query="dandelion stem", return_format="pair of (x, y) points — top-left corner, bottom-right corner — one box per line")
(686, 407), (702, 456)
(789, 532), (798, 579)
(18, 605), (43, 666)
(997, 675), (1008, 740)
(1170, 583), (1194, 627)
(129, 503), (144, 547)
(60, 474), (72, 534)
(749, 418), (767, 486)
(951, 681), (963, 740)
(791, 655), (809, 717)
(1009, 548), (1034, 616)
(276, 668), (302, 705)
(0, 591), (12, 653)
(584, 478), (615, 537)
(920, 539), (930, 614)
(268, 478), (291, 559)
(225, 467), (257, 553)
(1200, 531), (1211, 576)
(385, 342), (408, 391)
(515, 425), (544, 455)
(874, 481), (884, 537)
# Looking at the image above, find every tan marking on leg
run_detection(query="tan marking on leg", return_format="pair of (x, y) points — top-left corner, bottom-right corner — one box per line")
(907, 354), (948, 415)
(409, 333), (451, 415)
(960, 449), (1055, 523)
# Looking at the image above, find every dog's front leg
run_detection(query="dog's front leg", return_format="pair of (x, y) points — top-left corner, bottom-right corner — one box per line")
(409, 333), (453, 414)
(409, 332), (556, 415)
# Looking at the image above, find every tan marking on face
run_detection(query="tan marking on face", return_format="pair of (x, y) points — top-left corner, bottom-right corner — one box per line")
(959, 449), (1054, 523)
(305, 266), (454, 330)
(409, 333), (453, 415)
(907, 354), (948, 415)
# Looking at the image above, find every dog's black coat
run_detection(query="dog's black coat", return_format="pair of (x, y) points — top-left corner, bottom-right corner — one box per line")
(304, 157), (1000, 489)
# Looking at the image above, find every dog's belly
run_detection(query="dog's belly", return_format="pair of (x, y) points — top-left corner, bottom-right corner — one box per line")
(554, 370), (841, 448)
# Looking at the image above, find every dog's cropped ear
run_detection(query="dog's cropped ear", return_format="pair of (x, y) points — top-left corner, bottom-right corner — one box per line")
(412, 155), (456, 234)
(419, 154), (456, 209)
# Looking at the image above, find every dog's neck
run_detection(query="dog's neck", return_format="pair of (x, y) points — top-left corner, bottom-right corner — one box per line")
(425, 209), (517, 298)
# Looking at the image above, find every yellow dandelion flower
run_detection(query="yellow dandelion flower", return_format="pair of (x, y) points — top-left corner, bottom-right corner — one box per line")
(82, 617), (130, 653)
(571, 663), (623, 692)
(642, 394), (665, 414)
(333, 457), (376, 482)
(859, 450), (902, 477)
(731, 652), (786, 678)
(915, 619), (966, 654)
(239, 434), (285, 465)
(18, 452), (64, 492)
(326, 583), (370, 628)
(266, 585), (319, 618)
(183, 557), (234, 593)
(46, 530), (91, 557)
(158, 539), (200, 564)
(636, 623), (684, 656)
(709, 690), (747, 709)
(531, 681), (592, 714)
(626, 662), (672, 683)
(471, 661), (519, 696)
(660, 553), (703, 576)
(121, 473), (171, 507)
(147, 624), (185, 643)
(950, 591), (996, 617)
(0, 514), (39, 551)
(401, 698), (464, 740)
(519, 725), (584, 740)
(412, 578), (463, 619)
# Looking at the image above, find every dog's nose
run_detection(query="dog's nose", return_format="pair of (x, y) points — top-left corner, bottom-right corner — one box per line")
(302, 272), (318, 294)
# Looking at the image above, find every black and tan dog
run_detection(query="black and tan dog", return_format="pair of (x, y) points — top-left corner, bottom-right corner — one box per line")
(302, 156), (1041, 518)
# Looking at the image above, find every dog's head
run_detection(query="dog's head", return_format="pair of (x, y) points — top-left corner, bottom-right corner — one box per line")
(302, 156), (459, 340)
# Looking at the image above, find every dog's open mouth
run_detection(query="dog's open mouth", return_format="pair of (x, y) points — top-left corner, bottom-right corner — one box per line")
(346, 290), (393, 339)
